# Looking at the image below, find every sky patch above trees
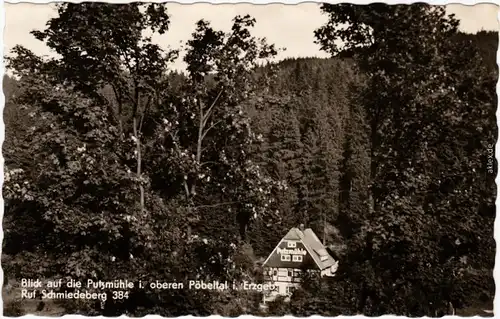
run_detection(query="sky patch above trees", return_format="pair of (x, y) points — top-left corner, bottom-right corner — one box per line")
(4, 3), (499, 71)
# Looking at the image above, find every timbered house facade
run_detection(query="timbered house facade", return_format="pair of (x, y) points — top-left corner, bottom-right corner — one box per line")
(262, 226), (339, 302)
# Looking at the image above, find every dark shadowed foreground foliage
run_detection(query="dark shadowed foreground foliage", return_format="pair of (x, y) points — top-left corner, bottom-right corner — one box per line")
(3, 3), (496, 316)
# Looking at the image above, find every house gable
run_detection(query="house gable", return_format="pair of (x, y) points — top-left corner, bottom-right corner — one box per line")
(263, 238), (317, 269)
(263, 227), (338, 271)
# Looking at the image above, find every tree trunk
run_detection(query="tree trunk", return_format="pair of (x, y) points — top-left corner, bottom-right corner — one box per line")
(191, 100), (204, 196)
(111, 84), (124, 137)
(133, 117), (144, 212)
(368, 191), (374, 215)
(448, 302), (455, 315)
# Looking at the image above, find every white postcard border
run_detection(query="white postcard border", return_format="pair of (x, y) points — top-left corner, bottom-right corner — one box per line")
(0, 1), (498, 318)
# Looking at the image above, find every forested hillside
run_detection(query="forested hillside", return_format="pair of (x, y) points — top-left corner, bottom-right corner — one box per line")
(246, 57), (361, 256)
(2, 3), (497, 317)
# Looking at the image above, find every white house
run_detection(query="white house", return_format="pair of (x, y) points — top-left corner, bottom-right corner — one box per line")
(262, 226), (339, 302)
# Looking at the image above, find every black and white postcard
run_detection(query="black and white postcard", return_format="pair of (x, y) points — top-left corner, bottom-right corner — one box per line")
(2, 2), (498, 317)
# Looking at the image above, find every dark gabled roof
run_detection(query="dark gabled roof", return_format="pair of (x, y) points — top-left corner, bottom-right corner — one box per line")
(302, 228), (337, 270)
(282, 227), (305, 241)
(263, 227), (337, 271)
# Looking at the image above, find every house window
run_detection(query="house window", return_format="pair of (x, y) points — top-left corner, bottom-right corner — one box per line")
(292, 255), (303, 262)
(286, 286), (296, 295)
(273, 270), (278, 276)
(288, 270), (293, 277)
(281, 255), (291, 261)
(287, 241), (297, 248)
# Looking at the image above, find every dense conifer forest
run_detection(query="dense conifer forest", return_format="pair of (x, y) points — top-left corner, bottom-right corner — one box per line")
(2, 3), (497, 316)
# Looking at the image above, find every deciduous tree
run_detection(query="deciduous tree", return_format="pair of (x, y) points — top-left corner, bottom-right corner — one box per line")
(315, 4), (496, 315)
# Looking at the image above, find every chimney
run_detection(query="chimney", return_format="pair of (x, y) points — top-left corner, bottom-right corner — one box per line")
(299, 224), (305, 231)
